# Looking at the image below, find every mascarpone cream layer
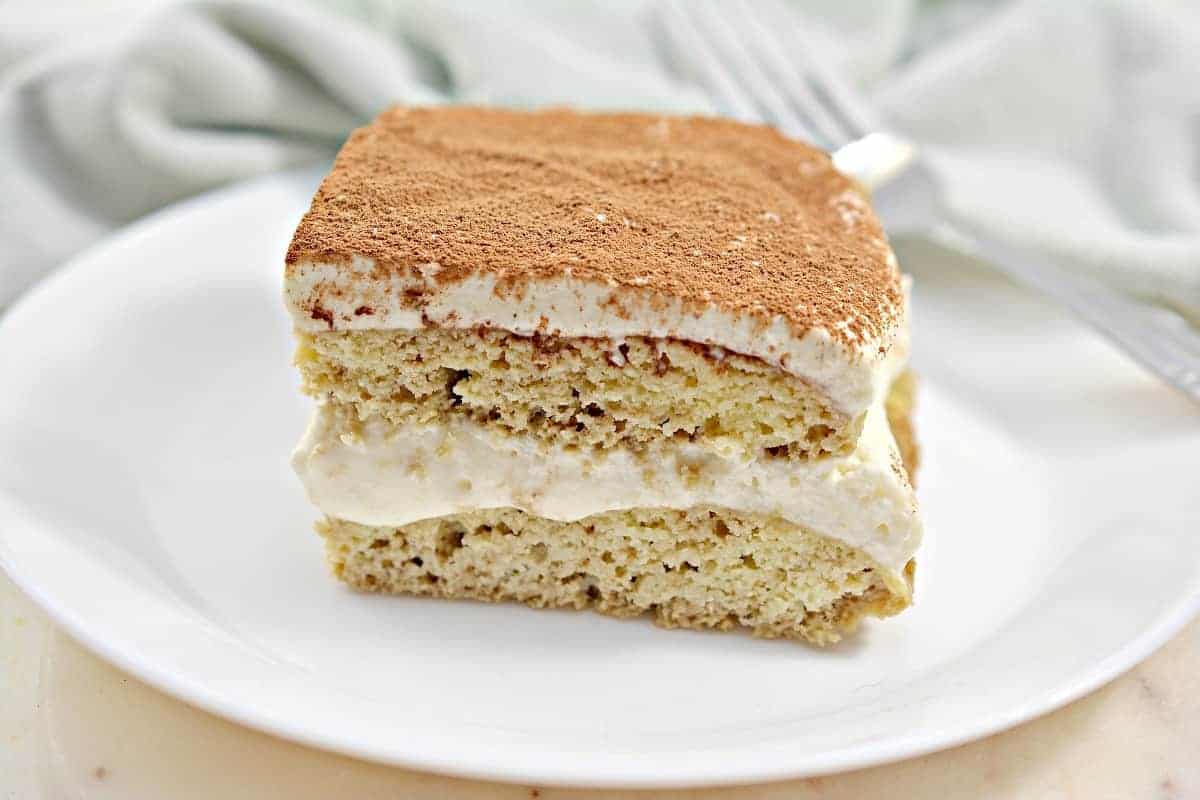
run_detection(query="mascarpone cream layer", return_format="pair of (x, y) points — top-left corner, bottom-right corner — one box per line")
(285, 257), (909, 416)
(292, 397), (921, 577)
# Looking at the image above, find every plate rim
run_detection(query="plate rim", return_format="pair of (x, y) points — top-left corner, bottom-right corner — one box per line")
(5, 500), (1199, 789)
(2, 169), (1198, 788)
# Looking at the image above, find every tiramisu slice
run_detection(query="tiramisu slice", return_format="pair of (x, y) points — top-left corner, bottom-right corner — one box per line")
(286, 107), (921, 645)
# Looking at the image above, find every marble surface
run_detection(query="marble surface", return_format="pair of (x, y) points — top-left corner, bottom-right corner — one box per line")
(3, 571), (1198, 799)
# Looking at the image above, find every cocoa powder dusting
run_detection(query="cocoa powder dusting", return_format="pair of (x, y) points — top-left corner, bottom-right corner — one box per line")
(285, 106), (902, 346)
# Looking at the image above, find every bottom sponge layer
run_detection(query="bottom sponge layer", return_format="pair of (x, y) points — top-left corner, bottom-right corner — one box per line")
(319, 506), (914, 646)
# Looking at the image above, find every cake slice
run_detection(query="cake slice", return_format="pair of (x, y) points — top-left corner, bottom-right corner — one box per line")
(285, 107), (921, 645)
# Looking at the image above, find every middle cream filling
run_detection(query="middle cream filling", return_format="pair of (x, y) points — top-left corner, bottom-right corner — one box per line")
(292, 395), (921, 580)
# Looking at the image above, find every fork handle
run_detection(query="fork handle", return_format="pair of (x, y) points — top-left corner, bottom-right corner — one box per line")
(931, 222), (1200, 406)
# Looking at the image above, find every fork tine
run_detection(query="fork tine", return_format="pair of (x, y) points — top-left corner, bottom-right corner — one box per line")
(658, 0), (763, 124)
(729, 0), (852, 149)
(755, 0), (878, 141)
(686, 0), (821, 143)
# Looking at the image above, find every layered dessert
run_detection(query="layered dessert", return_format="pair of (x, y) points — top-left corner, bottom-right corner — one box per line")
(286, 107), (921, 645)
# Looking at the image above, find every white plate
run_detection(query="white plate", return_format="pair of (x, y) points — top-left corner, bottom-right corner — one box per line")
(1, 169), (1198, 788)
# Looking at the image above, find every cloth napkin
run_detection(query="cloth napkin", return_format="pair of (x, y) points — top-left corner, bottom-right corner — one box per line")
(1, 0), (1197, 322)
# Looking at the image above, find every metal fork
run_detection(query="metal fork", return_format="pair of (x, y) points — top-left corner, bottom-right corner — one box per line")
(658, 0), (1200, 405)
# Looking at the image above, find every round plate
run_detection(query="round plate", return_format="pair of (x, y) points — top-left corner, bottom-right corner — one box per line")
(1, 169), (1197, 788)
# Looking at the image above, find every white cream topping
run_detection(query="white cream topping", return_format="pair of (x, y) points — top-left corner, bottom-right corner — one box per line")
(284, 257), (908, 415)
(292, 396), (921, 578)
